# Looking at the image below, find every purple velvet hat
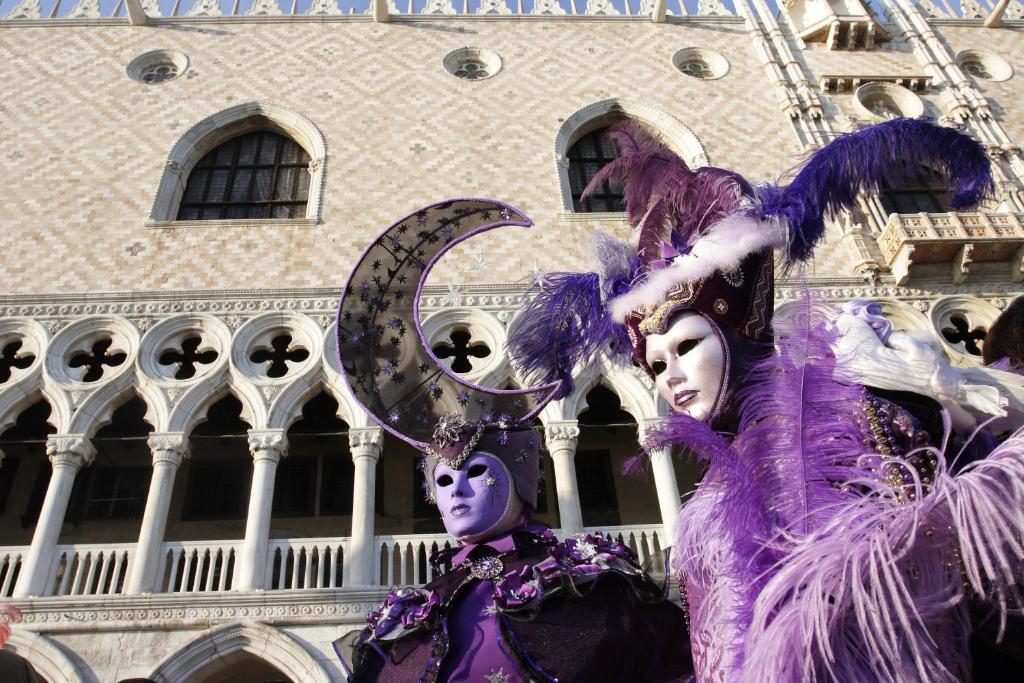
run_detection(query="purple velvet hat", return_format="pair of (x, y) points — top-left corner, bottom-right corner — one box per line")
(335, 199), (557, 509)
(421, 413), (542, 508)
(508, 119), (994, 389)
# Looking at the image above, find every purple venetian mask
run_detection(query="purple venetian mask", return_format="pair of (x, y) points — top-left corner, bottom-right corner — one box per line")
(434, 451), (525, 544)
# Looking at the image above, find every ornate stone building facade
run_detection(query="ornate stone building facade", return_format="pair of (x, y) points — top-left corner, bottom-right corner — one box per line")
(0, 0), (1022, 680)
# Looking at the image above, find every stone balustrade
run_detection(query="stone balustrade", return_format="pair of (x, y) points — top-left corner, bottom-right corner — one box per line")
(0, 523), (667, 600)
(877, 211), (1024, 285)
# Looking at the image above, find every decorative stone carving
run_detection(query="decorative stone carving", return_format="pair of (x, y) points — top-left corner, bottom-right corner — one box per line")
(697, 0), (727, 15)
(442, 47), (502, 81)
(306, 0), (342, 13)
(186, 0), (222, 16)
(545, 422), (580, 450)
(916, 0), (944, 17)
(475, 0), (511, 14)
(148, 432), (191, 466)
(956, 50), (1014, 83)
(853, 82), (924, 122)
(248, 0), (283, 15)
(127, 50), (190, 85)
(307, 156), (326, 175)
(6, 0), (42, 19)
(422, 0), (455, 13)
(586, 0), (620, 15)
(530, 0), (566, 15)
(46, 435), (96, 469)
(929, 295), (1002, 367)
(67, 0), (102, 18)
(45, 315), (139, 388)
(247, 429), (288, 460)
(349, 427), (383, 461)
(959, 0), (985, 19)
(671, 47), (730, 81)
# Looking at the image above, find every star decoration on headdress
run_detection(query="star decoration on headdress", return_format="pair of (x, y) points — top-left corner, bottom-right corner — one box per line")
(469, 252), (492, 277)
(520, 258), (546, 290)
(433, 412), (465, 448)
(485, 668), (511, 683)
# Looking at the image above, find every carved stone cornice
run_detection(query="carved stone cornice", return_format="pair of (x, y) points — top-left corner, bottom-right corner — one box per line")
(247, 429), (288, 461)
(348, 427), (383, 461)
(147, 432), (191, 466)
(45, 435), (95, 469)
(545, 421), (580, 451)
(7, 587), (390, 634)
(2, 282), (1022, 323)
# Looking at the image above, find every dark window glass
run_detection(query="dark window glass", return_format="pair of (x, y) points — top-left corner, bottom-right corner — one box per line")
(567, 127), (625, 213)
(575, 449), (620, 527)
(412, 461), (444, 533)
(272, 456), (316, 518)
(535, 454), (549, 515)
(0, 457), (19, 514)
(880, 165), (953, 215)
(178, 131), (311, 221)
(183, 459), (250, 520)
(85, 466), (151, 519)
(22, 463), (51, 527)
(320, 454), (355, 516)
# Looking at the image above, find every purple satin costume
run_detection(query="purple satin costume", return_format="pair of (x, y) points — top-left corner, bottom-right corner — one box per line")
(344, 524), (694, 682)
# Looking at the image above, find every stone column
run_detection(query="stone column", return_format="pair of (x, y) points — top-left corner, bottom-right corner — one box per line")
(640, 420), (682, 543)
(13, 435), (95, 598)
(545, 422), (584, 536)
(235, 429), (288, 591)
(345, 427), (382, 586)
(125, 433), (190, 595)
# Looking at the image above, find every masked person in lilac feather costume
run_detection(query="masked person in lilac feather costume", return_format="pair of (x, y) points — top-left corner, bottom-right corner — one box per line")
(507, 118), (1024, 682)
(332, 199), (694, 682)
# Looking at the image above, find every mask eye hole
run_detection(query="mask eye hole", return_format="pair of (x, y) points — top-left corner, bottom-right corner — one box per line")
(467, 464), (487, 478)
(436, 474), (454, 487)
(677, 339), (698, 356)
(651, 359), (667, 375)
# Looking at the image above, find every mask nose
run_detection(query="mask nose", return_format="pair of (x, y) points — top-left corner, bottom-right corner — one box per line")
(666, 360), (687, 387)
(451, 474), (473, 499)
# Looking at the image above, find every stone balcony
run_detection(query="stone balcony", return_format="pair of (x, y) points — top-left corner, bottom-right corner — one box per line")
(876, 211), (1024, 285)
(1, 524), (666, 602)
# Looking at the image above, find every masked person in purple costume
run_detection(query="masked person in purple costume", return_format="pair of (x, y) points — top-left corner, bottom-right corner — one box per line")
(507, 119), (1024, 682)
(332, 199), (694, 683)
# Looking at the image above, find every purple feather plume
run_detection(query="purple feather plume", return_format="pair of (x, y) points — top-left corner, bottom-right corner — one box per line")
(584, 122), (752, 266)
(644, 411), (778, 677)
(507, 272), (614, 399)
(732, 292), (871, 536)
(744, 427), (1024, 682)
(761, 118), (995, 264)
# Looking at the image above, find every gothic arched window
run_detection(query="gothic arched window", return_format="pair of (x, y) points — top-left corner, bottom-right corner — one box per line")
(567, 127), (625, 213)
(177, 131), (311, 220)
(880, 165), (953, 215)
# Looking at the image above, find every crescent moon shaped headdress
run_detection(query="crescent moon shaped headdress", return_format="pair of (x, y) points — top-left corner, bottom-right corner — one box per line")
(508, 118), (994, 391)
(336, 198), (559, 506)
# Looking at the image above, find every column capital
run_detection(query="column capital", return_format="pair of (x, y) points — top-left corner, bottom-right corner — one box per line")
(349, 427), (383, 462)
(247, 429), (288, 463)
(45, 435), (95, 469)
(544, 421), (580, 451)
(147, 432), (191, 466)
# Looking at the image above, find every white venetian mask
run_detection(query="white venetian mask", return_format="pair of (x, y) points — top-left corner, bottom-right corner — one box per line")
(644, 311), (727, 422)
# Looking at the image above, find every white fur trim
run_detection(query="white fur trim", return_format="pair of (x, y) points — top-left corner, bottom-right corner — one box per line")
(608, 214), (785, 323)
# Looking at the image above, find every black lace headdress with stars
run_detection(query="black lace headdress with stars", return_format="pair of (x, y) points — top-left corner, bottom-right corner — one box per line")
(336, 199), (559, 506)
